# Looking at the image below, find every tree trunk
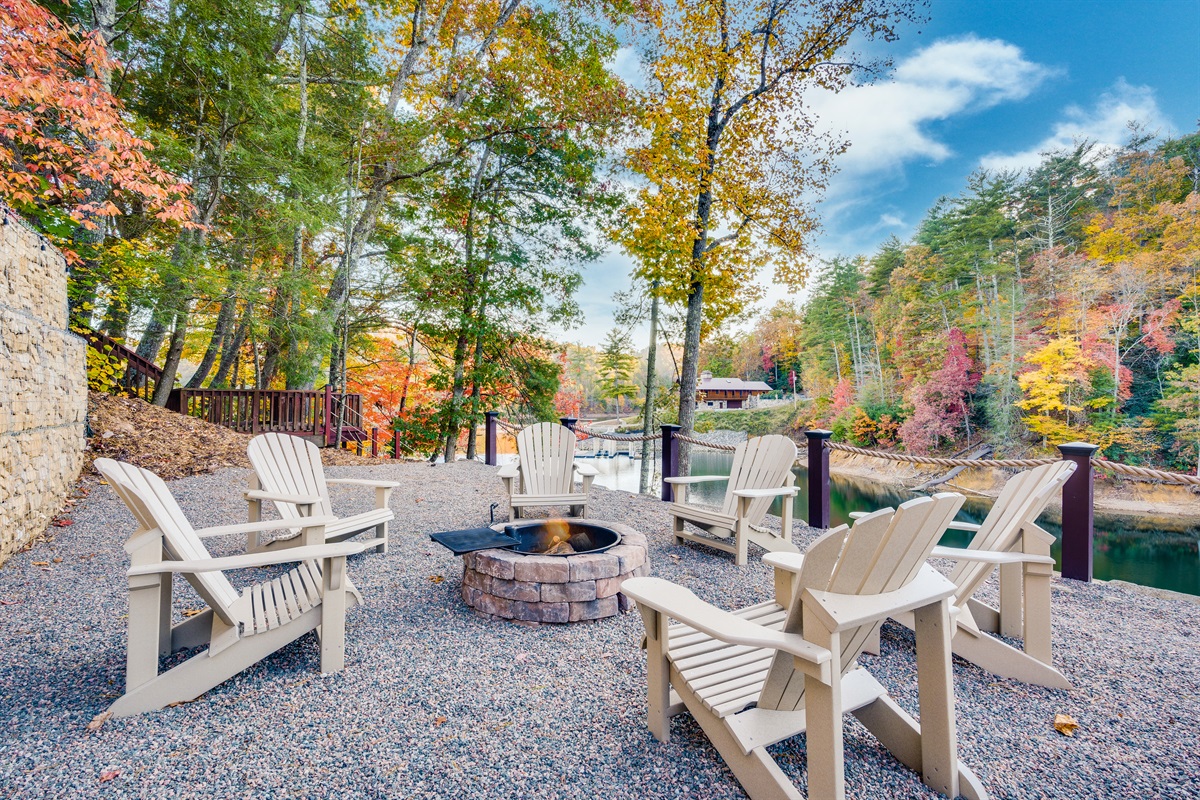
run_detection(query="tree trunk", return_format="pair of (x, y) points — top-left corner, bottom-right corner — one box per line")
(639, 284), (659, 495)
(186, 288), (237, 388)
(211, 303), (251, 389)
(151, 303), (190, 406)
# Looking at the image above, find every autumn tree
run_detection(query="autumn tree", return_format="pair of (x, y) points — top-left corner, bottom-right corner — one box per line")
(597, 328), (639, 411)
(0, 0), (192, 266)
(622, 0), (924, 473)
(898, 328), (977, 454)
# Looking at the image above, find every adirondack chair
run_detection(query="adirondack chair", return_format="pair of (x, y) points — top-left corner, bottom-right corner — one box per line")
(622, 493), (988, 800)
(94, 459), (367, 718)
(853, 460), (1076, 689)
(498, 422), (598, 520)
(246, 433), (398, 554)
(665, 434), (799, 566)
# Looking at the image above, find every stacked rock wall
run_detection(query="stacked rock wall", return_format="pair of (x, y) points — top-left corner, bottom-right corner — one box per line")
(0, 208), (87, 565)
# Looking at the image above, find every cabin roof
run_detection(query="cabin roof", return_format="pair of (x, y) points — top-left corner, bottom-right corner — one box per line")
(698, 376), (772, 393)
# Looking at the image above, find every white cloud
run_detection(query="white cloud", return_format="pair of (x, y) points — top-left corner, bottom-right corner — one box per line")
(980, 79), (1172, 172)
(806, 36), (1054, 178)
(605, 45), (645, 91)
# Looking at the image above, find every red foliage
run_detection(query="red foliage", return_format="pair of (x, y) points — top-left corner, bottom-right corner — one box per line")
(831, 378), (855, 416)
(0, 0), (192, 247)
(899, 328), (978, 454)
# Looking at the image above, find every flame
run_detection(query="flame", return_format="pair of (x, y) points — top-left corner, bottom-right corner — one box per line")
(544, 518), (570, 545)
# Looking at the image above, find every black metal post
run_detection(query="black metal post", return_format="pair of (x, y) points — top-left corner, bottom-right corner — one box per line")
(1058, 442), (1097, 582)
(559, 416), (577, 432)
(484, 411), (499, 466)
(660, 424), (681, 501)
(806, 429), (833, 529)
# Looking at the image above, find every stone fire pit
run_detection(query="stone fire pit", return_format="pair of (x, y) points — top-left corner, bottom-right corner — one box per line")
(460, 520), (649, 623)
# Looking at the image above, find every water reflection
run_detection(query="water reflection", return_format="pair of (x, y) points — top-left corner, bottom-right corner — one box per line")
(585, 452), (1199, 597)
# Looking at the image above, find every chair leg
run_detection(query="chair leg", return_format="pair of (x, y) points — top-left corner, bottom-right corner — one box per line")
(319, 556), (349, 674)
(913, 598), (959, 799)
(638, 606), (672, 742)
(802, 604), (845, 800)
(734, 518), (750, 567)
(672, 514), (685, 545)
(375, 521), (389, 554)
(1023, 561), (1054, 664)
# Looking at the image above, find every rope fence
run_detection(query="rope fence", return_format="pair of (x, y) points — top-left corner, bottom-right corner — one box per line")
(480, 415), (1199, 582)
(1092, 458), (1200, 487)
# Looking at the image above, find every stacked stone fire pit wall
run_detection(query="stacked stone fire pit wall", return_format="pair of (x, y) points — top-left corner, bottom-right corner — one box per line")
(0, 208), (86, 565)
(461, 523), (649, 623)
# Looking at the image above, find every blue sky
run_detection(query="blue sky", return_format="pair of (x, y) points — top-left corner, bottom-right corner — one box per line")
(553, 0), (1200, 350)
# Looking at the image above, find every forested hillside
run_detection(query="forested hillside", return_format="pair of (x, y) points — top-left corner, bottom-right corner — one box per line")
(720, 135), (1200, 471)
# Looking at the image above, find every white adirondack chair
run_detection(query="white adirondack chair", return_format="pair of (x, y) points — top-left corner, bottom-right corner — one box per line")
(246, 433), (398, 554)
(665, 434), (799, 566)
(94, 458), (366, 718)
(498, 422), (597, 520)
(622, 493), (987, 800)
(854, 460), (1077, 689)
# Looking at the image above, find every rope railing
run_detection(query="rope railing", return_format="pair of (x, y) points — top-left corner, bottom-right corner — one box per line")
(824, 442), (1056, 469)
(573, 424), (660, 442)
(672, 432), (738, 451)
(1092, 458), (1200, 487)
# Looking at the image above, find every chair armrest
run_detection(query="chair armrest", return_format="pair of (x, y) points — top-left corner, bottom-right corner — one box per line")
(244, 489), (322, 506)
(848, 510), (867, 519)
(621, 577), (832, 668)
(762, 552), (808, 574)
(663, 475), (728, 485)
(192, 516), (339, 539)
(573, 463), (599, 477)
(733, 487), (798, 499)
(929, 545), (1055, 566)
(128, 541), (369, 576)
(802, 566), (956, 633)
(325, 478), (400, 489)
(944, 521), (982, 533)
(497, 464), (520, 479)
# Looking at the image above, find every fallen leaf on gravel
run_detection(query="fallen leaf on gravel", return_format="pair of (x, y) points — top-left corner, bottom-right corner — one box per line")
(1053, 713), (1080, 736)
(434, 716), (447, 726)
(52, 518), (73, 527)
(668, 554), (681, 562)
(0, 598), (18, 605)
(182, 608), (205, 617)
(87, 711), (112, 733)
(52, 557), (63, 563)
(428, 575), (445, 584)
(99, 769), (120, 782)
(31, 561), (49, 567)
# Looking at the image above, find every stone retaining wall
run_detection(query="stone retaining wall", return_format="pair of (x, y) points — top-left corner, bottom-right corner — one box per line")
(0, 209), (87, 565)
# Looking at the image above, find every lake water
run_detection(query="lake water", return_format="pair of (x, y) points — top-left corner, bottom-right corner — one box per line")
(580, 452), (1200, 597)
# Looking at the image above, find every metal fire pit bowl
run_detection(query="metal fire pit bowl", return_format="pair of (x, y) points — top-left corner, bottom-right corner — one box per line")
(503, 520), (622, 556)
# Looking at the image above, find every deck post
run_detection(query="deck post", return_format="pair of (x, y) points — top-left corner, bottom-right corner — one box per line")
(392, 424), (401, 459)
(371, 427), (379, 458)
(806, 429), (833, 529)
(1058, 442), (1098, 582)
(322, 385), (333, 447)
(484, 411), (498, 466)
(660, 424), (681, 501)
(559, 417), (577, 432)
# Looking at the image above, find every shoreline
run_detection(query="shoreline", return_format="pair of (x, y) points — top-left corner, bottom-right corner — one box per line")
(821, 451), (1200, 534)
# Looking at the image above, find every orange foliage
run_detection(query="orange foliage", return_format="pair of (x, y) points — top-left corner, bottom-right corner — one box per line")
(0, 0), (192, 247)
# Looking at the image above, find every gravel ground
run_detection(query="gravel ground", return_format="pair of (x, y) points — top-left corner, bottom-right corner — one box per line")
(0, 460), (1197, 799)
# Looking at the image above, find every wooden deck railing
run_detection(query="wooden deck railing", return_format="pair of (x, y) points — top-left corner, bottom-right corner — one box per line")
(82, 329), (163, 401)
(166, 386), (365, 445)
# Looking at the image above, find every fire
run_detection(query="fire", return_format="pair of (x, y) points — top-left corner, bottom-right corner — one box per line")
(541, 518), (575, 555)
(544, 518), (570, 545)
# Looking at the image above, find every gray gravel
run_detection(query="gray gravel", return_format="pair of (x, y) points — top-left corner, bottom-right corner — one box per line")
(0, 459), (1197, 799)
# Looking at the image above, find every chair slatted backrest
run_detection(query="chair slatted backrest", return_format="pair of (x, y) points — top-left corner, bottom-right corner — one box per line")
(247, 433), (334, 521)
(94, 458), (241, 614)
(947, 460), (1075, 608)
(757, 493), (965, 712)
(717, 435), (798, 524)
(516, 423), (577, 496)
